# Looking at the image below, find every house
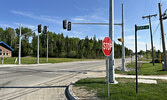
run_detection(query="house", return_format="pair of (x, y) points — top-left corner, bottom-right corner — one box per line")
(0, 41), (14, 57)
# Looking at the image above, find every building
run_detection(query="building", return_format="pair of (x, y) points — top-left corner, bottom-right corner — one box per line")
(0, 41), (14, 57)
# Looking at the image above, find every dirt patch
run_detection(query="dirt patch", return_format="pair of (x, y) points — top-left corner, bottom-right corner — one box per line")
(72, 86), (100, 100)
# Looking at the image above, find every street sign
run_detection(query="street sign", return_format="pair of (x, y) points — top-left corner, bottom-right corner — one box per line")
(137, 25), (149, 30)
(102, 37), (112, 56)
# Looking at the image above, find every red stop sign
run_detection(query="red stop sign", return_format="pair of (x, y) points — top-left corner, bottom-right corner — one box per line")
(102, 37), (112, 56)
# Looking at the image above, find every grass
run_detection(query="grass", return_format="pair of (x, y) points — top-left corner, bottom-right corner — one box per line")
(116, 62), (167, 75)
(138, 57), (152, 62)
(0, 57), (99, 64)
(74, 77), (167, 100)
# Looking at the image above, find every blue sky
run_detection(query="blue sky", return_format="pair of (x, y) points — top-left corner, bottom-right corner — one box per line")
(0, 0), (167, 52)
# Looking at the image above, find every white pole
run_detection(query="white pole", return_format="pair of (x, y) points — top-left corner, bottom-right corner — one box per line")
(47, 33), (48, 62)
(37, 32), (39, 64)
(18, 24), (21, 65)
(109, 0), (116, 83)
(122, 4), (126, 71)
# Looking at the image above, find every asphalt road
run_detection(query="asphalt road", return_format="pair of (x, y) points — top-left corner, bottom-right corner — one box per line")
(0, 57), (133, 100)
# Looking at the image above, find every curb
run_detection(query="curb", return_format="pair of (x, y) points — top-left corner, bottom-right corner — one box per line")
(65, 83), (80, 100)
(0, 63), (56, 67)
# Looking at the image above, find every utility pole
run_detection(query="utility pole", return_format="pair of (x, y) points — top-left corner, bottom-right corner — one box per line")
(142, 14), (157, 66)
(159, 3), (167, 71)
(18, 24), (21, 65)
(109, 0), (117, 83)
(122, 3), (126, 71)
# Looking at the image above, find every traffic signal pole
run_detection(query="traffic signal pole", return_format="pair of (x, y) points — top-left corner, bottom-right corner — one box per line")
(37, 24), (41, 64)
(109, 0), (117, 83)
(47, 32), (48, 62)
(64, 0), (124, 83)
(37, 31), (39, 64)
(122, 4), (126, 71)
(18, 24), (21, 65)
(71, 23), (122, 26)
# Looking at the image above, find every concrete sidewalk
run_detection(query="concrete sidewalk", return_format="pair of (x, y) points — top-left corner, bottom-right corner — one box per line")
(116, 74), (167, 80)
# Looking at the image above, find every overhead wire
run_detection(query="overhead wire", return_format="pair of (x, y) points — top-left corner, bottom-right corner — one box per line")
(153, 23), (160, 36)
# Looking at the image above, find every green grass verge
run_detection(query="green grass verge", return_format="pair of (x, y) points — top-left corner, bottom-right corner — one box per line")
(0, 57), (100, 64)
(138, 57), (152, 62)
(116, 62), (167, 75)
(75, 78), (167, 100)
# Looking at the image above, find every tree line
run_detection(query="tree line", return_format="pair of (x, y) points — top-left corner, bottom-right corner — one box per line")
(0, 27), (132, 58)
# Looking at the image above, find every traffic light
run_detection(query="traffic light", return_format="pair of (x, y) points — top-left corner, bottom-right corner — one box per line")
(38, 24), (41, 33)
(43, 26), (47, 34)
(63, 20), (67, 29)
(67, 21), (71, 31)
(118, 38), (123, 42)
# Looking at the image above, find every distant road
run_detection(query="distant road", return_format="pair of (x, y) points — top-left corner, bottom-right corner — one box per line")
(0, 57), (133, 100)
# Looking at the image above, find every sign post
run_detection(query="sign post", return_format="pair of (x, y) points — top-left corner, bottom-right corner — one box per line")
(102, 37), (112, 99)
(135, 24), (149, 93)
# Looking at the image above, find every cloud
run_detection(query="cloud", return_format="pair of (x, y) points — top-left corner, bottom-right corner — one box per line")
(73, 31), (84, 35)
(71, 15), (108, 23)
(14, 23), (35, 29)
(71, 18), (86, 21)
(11, 10), (60, 24)
(70, 7), (108, 23)
(124, 35), (148, 52)
(0, 24), (13, 28)
(126, 35), (135, 40)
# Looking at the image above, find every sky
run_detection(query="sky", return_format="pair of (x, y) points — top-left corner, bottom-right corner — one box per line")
(0, 0), (167, 52)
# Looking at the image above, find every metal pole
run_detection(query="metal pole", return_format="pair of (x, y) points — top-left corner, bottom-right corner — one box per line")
(71, 23), (122, 26)
(159, 3), (167, 70)
(109, 0), (116, 83)
(122, 3), (126, 71)
(37, 31), (39, 64)
(146, 44), (148, 60)
(135, 24), (138, 93)
(107, 57), (110, 99)
(149, 17), (155, 65)
(131, 55), (132, 64)
(47, 33), (48, 62)
(106, 57), (108, 77)
(18, 24), (21, 65)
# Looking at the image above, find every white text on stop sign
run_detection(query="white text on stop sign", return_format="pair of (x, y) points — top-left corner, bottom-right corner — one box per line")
(103, 42), (112, 50)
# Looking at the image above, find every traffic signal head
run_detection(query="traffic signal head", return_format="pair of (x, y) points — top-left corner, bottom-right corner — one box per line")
(67, 21), (71, 31)
(43, 26), (47, 34)
(63, 20), (67, 29)
(118, 38), (123, 42)
(38, 24), (41, 33)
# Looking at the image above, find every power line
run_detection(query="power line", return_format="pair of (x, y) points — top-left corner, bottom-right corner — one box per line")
(153, 23), (160, 36)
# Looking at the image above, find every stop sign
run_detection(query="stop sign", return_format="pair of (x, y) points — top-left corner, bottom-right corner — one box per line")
(102, 37), (112, 56)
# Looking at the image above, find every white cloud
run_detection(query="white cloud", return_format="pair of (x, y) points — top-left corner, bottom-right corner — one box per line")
(11, 10), (60, 24)
(0, 24), (13, 28)
(73, 31), (84, 35)
(126, 35), (135, 40)
(14, 23), (35, 29)
(71, 15), (108, 23)
(71, 18), (86, 21)
(124, 35), (149, 52)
